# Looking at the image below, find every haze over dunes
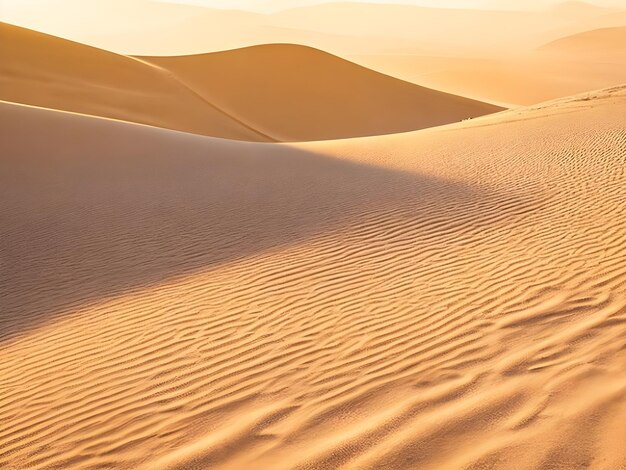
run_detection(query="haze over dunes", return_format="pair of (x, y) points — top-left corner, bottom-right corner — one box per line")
(2, 0), (624, 56)
(3, 0), (624, 107)
(540, 25), (626, 58)
(2, 85), (626, 469)
(139, 46), (502, 141)
(356, 49), (626, 106)
(354, 22), (626, 106)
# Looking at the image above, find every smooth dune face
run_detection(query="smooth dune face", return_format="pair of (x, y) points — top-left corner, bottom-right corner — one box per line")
(334, 2), (625, 107)
(539, 26), (626, 59)
(353, 51), (626, 106)
(140, 45), (503, 141)
(0, 22), (268, 141)
(0, 0), (210, 51)
(2, 85), (626, 469)
(3, 1), (625, 109)
(0, 22), (501, 142)
(352, 23), (626, 106)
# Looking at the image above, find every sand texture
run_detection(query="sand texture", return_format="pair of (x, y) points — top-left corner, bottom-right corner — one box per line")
(1, 84), (626, 469)
(138, 45), (502, 142)
(0, 22), (501, 142)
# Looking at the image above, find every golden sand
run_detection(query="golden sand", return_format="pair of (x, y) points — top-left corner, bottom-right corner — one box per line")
(1, 84), (625, 469)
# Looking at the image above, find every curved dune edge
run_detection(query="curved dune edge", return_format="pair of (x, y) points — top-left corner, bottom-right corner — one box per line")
(351, 30), (626, 107)
(136, 44), (503, 142)
(0, 21), (503, 143)
(2, 0), (623, 57)
(539, 26), (626, 57)
(0, 21), (272, 142)
(1, 85), (626, 469)
(346, 25), (626, 107)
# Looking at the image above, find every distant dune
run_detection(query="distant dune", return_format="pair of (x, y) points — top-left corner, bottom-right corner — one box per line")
(353, 24), (626, 106)
(2, 1), (624, 56)
(540, 26), (626, 59)
(0, 23), (501, 141)
(2, 85), (625, 469)
(140, 45), (503, 141)
(0, 22), (268, 141)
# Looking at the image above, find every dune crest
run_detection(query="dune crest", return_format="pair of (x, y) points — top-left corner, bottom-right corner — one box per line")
(539, 26), (626, 59)
(1, 85), (626, 469)
(2, 0), (623, 56)
(0, 22), (268, 141)
(0, 22), (502, 142)
(139, 44), (503, 141)
(353, 24), (626, 106)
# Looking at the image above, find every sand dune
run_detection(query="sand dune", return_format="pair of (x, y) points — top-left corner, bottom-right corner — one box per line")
(540, 26), (626, 59)
(353, 23), (626, 106)
(3, 1), (625, 111)
(354, 50), (626, 106)
(2, 1), (624, 56)
(140, 45), (503, 141)
(2, 84), (625, 469)
(0, 22), (268, 141)
(0, 22), (501, 142)
(114, 3), (624, 57)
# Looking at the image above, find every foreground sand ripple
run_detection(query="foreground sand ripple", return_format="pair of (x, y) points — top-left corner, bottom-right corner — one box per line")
(1, 86), (626, 469)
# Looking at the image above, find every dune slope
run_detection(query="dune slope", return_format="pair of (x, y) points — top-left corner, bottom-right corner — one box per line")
(354, 24), (626, 106)
(0, 22), (269, 141)
(139, 44), (502, 141)
(0, 22), (501, 141)
(3, 0), (624, 56)
(540, 26), (626, 59)
(2, 85), (626, 469)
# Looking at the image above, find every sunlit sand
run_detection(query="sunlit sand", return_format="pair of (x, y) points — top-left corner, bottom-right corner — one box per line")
(1, 2), (625, 469)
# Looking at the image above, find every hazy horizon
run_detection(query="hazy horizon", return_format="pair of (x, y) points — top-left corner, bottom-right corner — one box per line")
(2, 0), (626, 15)
(2, 0), (626, 468)
(156, 0), (626, 12)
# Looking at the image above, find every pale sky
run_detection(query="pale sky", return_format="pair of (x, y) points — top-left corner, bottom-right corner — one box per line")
(2, 0), (625, 13)
(159, 0), (626, 12)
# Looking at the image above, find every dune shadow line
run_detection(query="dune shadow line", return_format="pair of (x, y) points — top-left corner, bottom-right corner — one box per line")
(1, 103), (530, 343)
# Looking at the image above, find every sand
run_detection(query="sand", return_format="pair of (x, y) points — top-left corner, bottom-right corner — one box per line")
(2, 84), (626, 469)
(3, 2), (624, 110)
(352, 50), (626, 107)
(139, 45), (502, 142)
(0, 22), (501, 142)
(351, 25), (626, 107)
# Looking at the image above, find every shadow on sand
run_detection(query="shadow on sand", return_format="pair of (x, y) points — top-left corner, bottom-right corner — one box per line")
(1, 103), (532, 343)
